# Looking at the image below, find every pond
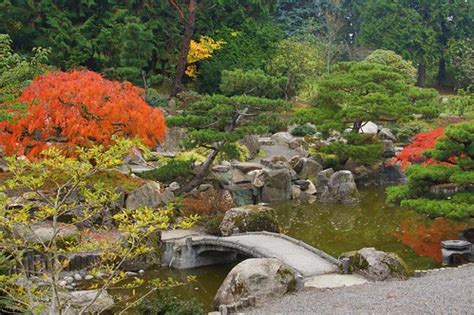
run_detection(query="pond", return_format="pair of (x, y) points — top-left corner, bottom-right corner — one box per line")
(113, 187), (469, 313)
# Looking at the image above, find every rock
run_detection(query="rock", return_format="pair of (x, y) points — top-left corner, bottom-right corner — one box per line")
(231, 169), (252, 184)
(64, 276), (74, 284)
(212, 164), (231, 173)
(240, 135), (260, 159)
(16, 221), (79, 244)
(213, 258), (296, 309)
(261, 169), (292, 203)
(271, 132), (294, 145)
(158, 127), (186, 153)
(169, 182), (180, 191)
(293, 158), (323, 181)
(258, 137), (274, 146)
(304, 180), (317, 195)
(84, 275), (94, 281)
(248, 169), (266, 188)
(125, 182), (174, 209)
(65, 285), (74, 290)
(61, 290), (114, 314)
(378, 128), (397, 141)
(138, 269), (145, 275)
(126, 271), (138, 276)
(291, 185), (301, 199)
(226, 184), (256, 206)
(219, 205), (279, 236)
(340, 247), (409, 281)
(232, 162), (263, 173)
(319, 170), (360, 203)
(381, 165), (406, 185)
(122, 147), (147, 165)
(288, 138), (302, 149)
(198, 184), (213, 192)
(73, 274), (82, 281)
(314, 168), (334, 195)
(59, 280), (68, 287)
(360, 121), (378, 134)
(295, 179), (310, 190)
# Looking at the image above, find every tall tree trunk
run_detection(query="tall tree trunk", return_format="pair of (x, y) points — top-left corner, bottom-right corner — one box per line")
(437, 57), (446, 87)
(416, 63), (426, 87)
(170, 0), (197, 97)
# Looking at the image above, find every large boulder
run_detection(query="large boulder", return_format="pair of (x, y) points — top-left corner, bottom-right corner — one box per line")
(16, 221), (79, 244)
(292, 157), (323, 181)
(219, 205), (279, 236)
(261, 169), (292, 203)
(319, 170), (360, 203)
(125, 182), (174, 209)
(62, 290), (114, 314)
(213, 258), (296, 309)
(360, 121), (378, 134)
(240, 135), (260, 159)
(271, 132), (294, 145)
(340, 247), (409, 281)
(378, 127), (397, 141)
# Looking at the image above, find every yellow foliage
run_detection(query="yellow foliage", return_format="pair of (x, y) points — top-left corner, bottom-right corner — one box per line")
(185, 35), (224, 79)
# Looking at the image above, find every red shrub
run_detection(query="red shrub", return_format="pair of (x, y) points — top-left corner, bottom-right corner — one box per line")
(0, 70), (166, 158)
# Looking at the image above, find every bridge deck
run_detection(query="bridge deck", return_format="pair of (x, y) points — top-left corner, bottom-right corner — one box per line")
(193, 233), (338, 277)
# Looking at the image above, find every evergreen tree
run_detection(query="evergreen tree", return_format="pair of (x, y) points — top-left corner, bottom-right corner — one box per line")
(166, 95), (290, 192)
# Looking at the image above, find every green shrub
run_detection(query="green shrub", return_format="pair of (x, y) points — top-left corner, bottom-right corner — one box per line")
(138, 291), (204, 315)
(400, 199), (474, 219)
(405, 164), (456, 196)
(220, 69), (287, 99)
(146, 88), (168, 107)
(320, 133), (384, 166)
(139, 159), (194, 184)
(291, 124), (317, 137)
(386, 185), (411, 205)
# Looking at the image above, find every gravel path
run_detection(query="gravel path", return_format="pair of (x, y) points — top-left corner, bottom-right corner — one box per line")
(247, 265), (474, 315)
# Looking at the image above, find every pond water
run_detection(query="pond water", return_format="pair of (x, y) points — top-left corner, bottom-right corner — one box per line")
(113, 187), (469, 313)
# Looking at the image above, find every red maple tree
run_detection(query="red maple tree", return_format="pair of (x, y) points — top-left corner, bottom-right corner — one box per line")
(0, 70), (166, 158)
(389, 128), (445, 169)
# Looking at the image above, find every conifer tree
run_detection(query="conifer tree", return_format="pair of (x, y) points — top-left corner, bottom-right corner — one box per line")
(166, 95), (290, 192)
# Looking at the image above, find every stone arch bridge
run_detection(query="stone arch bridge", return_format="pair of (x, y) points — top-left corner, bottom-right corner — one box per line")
(162, 231), (339, 278)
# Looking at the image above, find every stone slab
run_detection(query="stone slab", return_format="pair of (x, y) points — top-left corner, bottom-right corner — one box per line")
(304, 273), (369, 289)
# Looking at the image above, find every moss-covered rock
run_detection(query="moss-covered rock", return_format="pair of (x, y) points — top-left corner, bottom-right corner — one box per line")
(219, 205), (280, 236)
(340, 247), (409, 281)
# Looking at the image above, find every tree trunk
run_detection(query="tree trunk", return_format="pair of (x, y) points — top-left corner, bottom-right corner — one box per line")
(178, 107), (249, 193)
(416, 63), (426, 87)
(437, 57), (446, 87)
(170, 0), (197, 97)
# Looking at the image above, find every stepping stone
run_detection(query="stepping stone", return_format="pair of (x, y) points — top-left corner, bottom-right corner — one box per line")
(304, 273), (369, 289)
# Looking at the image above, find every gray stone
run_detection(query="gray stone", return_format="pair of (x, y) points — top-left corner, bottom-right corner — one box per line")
(378, 128), (397, 141)
(360, 121), (378, 134)
(292, 185), (301, 199)
(125, 182), (174, 209)
(340, 247), (409, 281)
(248, 169), (266, 188)
(295, 179), (310, 190)
(219, 205), (279, 236)
(240, 135), (260, 159)
(16, 221), (79, 244)
(62, 289), (114, 314)
(169, 182), (180, 191)
(84, 275), (94, 281)
(122, 147), (147, 165)
(64, 276), (74, 284)
(293, 158), (323, 180)
(319, 170), (360, 203)
(271, 132), (294, 145)
(73, 274), (82, 281)
(232, 169), (252, 184)
(226, 184), (255, 206)
(198, 184), (214, 192)
(305, 180), (317, 195)
(261, 169), (292, 203)
(382, 140), (396, 158)
(212, 164), (231, 173)
(59, 280), (67, 287)
(213, 258), (296, 309)
(232, 162), (263, 173)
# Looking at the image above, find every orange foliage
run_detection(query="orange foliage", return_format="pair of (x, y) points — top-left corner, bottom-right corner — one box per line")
(0, 70), (166, 158)
(389, 128), (444, 169)
(393, 217), (467, 263)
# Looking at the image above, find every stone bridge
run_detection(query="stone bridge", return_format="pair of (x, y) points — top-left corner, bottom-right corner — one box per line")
(162, 231), (339, 279)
